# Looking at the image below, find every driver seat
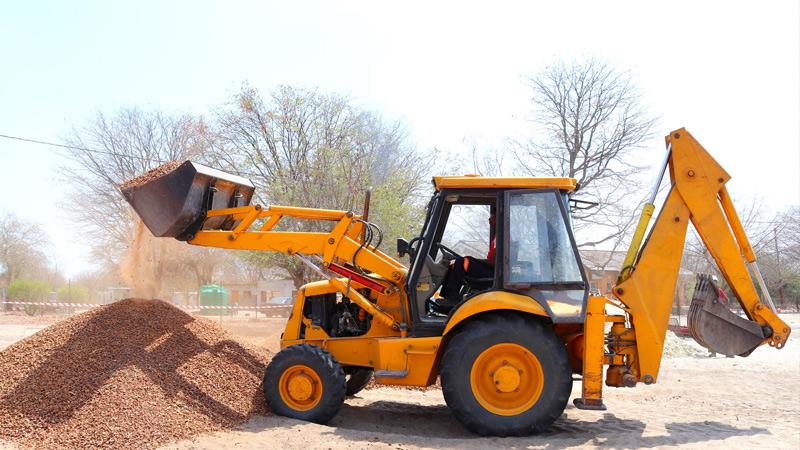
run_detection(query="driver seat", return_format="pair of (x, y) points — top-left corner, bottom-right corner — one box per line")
(427, 296), (458, 316)
(464, 275), (494, 291)
(427, 275), (494, 316)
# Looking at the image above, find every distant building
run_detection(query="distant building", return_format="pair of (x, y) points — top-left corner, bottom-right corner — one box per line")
(579, 250), (627, 296)
(225, 279), (295, 307)
(580, 249), (693, 306)
(171, 290), (198, 306)
(97, 287), (133, 304)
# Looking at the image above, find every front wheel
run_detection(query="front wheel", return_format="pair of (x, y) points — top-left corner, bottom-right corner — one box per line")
(263, 344), (346, 424)
(440, 313), (572, 436)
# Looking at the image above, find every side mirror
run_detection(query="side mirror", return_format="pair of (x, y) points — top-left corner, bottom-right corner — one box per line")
(397, 238), (410, 257)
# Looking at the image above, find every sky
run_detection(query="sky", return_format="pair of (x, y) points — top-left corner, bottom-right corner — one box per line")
(0, 0), (798, 278)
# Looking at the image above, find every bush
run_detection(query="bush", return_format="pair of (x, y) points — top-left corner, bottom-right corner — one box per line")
(8, 279), (51, 301)
(56, 284), (90, 303)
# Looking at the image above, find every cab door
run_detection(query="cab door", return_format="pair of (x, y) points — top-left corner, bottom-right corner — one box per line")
(404, 190), (500, 335)
(502, 189), (588, 322)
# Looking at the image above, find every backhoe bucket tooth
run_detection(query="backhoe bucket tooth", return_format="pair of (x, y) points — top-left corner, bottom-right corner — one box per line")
(120, 161), (255, 241)
(687, 274), (765, 357)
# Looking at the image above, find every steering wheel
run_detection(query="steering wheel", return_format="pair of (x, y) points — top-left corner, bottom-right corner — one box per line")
(436, 243), (462, 260)
(405, 236), (423, 257)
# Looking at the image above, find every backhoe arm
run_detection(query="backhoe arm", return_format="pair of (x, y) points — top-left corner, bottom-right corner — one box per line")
(612, 128), (789, 383)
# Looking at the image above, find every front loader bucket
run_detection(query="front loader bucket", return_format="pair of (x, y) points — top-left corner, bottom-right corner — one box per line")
(687, 274), (765, 356)
(120, 161), (255, 241)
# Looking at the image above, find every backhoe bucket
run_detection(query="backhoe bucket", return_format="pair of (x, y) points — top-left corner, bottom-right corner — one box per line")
(120, 161), (255, 241)
(687, 274), (765, 356)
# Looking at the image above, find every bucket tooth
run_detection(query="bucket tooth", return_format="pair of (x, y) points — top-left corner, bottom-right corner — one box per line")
(687, 274), (765, 357)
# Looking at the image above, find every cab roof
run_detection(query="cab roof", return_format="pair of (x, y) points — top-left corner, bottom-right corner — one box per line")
(432, 175), (577, 191)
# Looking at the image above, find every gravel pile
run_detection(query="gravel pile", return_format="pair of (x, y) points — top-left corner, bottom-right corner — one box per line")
(0, 299), (271, 449)
(119, 161), (183, 190)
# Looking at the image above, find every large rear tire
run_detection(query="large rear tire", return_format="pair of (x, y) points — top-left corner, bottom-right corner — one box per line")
(440, 313), (572, 436)
(263, 344), (346, 424)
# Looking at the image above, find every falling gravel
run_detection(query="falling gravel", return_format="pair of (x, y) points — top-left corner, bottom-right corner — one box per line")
(0, 299), (271, 449)
(118, 160), (183, 190)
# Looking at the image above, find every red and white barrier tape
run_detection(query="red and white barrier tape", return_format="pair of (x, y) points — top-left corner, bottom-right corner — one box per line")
(1, 301), (293, 311)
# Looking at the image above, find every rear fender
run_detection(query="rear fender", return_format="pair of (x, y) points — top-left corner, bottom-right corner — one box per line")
(443, 290), (550, 336)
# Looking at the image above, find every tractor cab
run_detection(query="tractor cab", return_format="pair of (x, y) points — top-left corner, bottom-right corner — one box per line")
(399, 176), (588, 336)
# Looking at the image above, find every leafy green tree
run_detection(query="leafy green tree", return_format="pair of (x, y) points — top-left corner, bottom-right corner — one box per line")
(0, 213), (51, 286)
(8, 279), (51, 301)
(784, 274), (800, 311)
(56, 284), (90, 303)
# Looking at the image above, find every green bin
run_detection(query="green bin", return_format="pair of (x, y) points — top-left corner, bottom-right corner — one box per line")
(198, 284), (230, 316)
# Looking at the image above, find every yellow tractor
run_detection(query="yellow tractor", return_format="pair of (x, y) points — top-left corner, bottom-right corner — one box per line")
(121, 128), (790, 436)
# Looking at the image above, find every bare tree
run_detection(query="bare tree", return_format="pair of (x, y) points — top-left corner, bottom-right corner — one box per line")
(682, 195), (770, 276)
(682, 200), (800, 310)
(211, 85), (430, 287)
(514, 59), (656, 254)
(754, 207), (800, 309)
(470, 141), (507, 177)
(781, 207), (800, 266)
(61, 108), (227, 293)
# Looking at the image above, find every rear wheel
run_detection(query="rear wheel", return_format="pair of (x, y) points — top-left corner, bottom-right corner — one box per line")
(263, 344), (346, 423)
(440, 313), (572, 436)
(344, 367), (373, 396)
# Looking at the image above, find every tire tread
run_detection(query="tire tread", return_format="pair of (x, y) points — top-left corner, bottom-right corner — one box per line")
(440, 313), (572, 436)
(263, 344), (346, 424)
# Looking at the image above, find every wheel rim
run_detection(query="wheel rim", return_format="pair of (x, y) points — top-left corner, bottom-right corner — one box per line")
(469, 343), (544, 416)
(279, 364), (323, 411)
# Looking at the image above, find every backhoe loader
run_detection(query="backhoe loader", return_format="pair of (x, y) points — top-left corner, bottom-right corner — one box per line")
(121, 128), (790, 436)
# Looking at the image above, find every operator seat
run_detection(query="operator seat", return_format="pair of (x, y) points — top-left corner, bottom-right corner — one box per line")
(463, 275), (494, 292)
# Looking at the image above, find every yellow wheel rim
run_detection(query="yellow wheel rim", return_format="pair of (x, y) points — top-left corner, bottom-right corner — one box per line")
(278, 365), (323, 411)
(469, 343), (544, 416)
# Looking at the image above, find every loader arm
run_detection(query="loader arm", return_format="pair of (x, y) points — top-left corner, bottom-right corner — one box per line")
(188, 204), (407, 331)
(614, 129), (789, 381)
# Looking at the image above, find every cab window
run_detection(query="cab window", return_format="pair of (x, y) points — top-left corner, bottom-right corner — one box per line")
(439, 204), (491, 259)
(505, 191), (582, 284)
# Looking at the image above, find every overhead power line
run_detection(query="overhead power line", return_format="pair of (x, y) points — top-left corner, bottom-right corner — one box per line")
(0, 132), (261, 179)
(0, 133), (102, 154)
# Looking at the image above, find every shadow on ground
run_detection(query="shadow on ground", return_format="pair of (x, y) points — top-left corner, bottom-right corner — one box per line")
(313, 398), (770, 449)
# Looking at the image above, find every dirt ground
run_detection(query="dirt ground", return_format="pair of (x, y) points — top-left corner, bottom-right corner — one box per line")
(2, 313), (799, 449)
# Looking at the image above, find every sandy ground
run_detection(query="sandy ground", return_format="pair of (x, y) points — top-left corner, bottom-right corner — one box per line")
(2, 313), (799, 449)
(0, 314), (286, 352)
(0, 314), (62, 351)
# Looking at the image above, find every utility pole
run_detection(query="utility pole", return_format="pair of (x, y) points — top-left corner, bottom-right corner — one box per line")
(774, 226), (785, 308)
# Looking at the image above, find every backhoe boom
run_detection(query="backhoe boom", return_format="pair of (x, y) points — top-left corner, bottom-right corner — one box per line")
(576, 128), (790, 410)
